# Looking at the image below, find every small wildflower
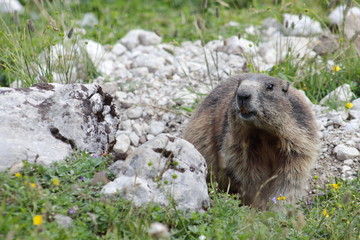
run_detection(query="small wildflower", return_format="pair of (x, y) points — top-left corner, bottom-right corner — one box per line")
(30, 183), (36, 188)
(276, 196), (287, 201)
(33, 215), (43, 226)
(271, 197), (277, 204)
(53, 178), (60, 186)
(345, 102), (354, 109)
(15, 172), (22, 178)
(68, 206), (79, 215)
(331, 183), (339, 190)
(322, 209), (329, 218)
(307, 200), (312, 207)
(79, 176), (85, 181)
(332, 65), (341, 72)
(93, 154), (99, 158)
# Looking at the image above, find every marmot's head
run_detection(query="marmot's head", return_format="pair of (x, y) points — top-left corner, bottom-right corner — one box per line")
(234, 74), (291, 129)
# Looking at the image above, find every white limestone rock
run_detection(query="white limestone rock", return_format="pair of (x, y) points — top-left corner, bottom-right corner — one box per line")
(111, 43), (127, 56)
(149, 121), (165, 136)
(120, 29), (162, 50)
(334, 144), (360, 161)
(282, 14), (322, 36)
(113, 134), (130, 153)
(78, 12), (98, 27)
(319, 84), (354, 106)
(221, 36), (256, 56)
(352, 98), (360, 110)
(0, 0), (23, 13)
(0, 83), (118, 171)
(102, 134), (210, 211)
(126, 107), (143, 119)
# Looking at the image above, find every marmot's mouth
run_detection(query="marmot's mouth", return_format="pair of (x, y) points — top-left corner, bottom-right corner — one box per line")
(239, 106), (256, 120)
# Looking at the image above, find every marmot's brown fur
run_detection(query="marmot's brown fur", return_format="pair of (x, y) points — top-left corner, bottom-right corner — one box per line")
(183, 74), (320, 208)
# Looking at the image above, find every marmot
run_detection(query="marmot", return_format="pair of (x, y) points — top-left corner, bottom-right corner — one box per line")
(183, 73), (319, 208)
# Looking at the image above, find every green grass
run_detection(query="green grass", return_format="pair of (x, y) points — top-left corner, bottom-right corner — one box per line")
(0, 152), (359, 239)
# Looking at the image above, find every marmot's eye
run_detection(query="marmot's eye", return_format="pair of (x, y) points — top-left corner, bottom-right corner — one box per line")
(266, 84), (274, 91)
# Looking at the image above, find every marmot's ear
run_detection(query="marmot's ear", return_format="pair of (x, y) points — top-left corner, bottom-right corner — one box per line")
(282, 81), (290, 94)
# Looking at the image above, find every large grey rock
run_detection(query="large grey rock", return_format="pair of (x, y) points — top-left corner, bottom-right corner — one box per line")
(120, 29), (162, 50)
(319, 84), (354, 105)
(111, 43), (127, 56)
(113, 134), (130, 153)
(133, 54), (166, 73)
(0, 0), (23, 13)
(329, 6), (360, 26)
(344, 7), (360, 53)
(78, 12), (98, 27)
(329, 5), (346, 25)
(221, 36), (256, 56)
(39, 38), (108, 84)
(258, 36), (317, 65)
(126, 107), (143, 119)
(352, 98), (360, 110)
(282, 14), (322, 36)
(149, 121), (165, 136)
(0, 83), (119, 171)
(102, 134), (210, 211)
(334, 144), (360, 161)
(349, 110), (360, 119)
(80, 39), (107, 65)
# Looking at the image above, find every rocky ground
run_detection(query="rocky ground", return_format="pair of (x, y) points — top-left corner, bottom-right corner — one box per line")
(7, 7), (360, 197)
(108, 71), (360, 198)
(91, 11), (359, 197)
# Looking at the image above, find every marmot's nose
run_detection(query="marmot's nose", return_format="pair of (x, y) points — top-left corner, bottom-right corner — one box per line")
(237, 90), (251, 102)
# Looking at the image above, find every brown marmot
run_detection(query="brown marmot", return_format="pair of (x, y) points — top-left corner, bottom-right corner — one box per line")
(183, 73), (320, 208)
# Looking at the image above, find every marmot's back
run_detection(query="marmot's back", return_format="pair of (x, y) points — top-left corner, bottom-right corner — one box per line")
(183, 74), (319, 208)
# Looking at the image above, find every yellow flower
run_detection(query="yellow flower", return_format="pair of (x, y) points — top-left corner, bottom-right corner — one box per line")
(322, 209), (329, 218)
(53, 178), (60, 186)
(331, 183), (339, 190)
(345, 103), (354, 109)
(33, 215), (43, 226)
(30, 183), (37, 188)
(332, 65), (341, 72)
(276, 196), (287, 201)
(15, 172), (22, 178)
